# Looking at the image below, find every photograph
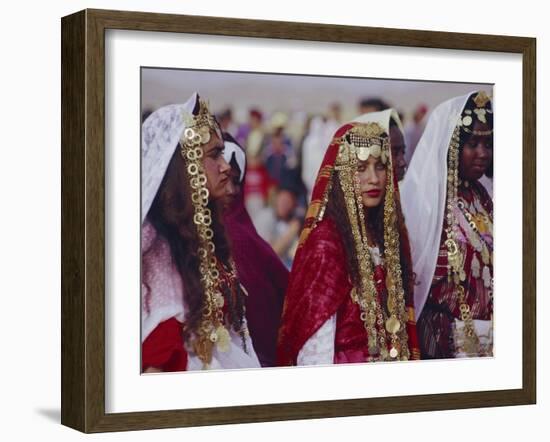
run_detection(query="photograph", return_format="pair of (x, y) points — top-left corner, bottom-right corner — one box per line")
(140, 68), (494, 372)
(59, 8), (536, 432)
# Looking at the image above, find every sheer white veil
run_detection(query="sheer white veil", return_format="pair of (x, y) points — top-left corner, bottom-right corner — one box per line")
(141, 92), (199, 223)
(400, 92), (475, 319)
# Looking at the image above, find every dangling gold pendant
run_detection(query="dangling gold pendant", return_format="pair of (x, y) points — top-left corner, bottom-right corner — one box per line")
(471, 254), (481, 279)
(193, 336), (214, 366)
(389, 347), (399, 358)
(209, 330), (218, 343)
(385, 315), (401, 334)
(215, 325), (231, 353)
(463, 335), (479, 355)
(213, 292), (225, 309)
(445, 238), (463, 275)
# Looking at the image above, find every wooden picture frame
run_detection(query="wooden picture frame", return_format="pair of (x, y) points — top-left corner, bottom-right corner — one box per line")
(61, 8), (536, 433)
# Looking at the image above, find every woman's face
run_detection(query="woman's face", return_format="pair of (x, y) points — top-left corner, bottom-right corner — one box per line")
(202, 132), (231, 201)
(357, 155), (387, 208)
(389, 126), (407, 182)
(459, 120), (493, 181)
(221, 160), (242, 210)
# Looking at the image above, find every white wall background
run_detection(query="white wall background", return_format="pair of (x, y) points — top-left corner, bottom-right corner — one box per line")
(0, 0), (546, 440)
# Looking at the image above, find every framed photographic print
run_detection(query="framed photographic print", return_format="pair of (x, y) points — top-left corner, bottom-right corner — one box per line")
(61, 8), (536, 433)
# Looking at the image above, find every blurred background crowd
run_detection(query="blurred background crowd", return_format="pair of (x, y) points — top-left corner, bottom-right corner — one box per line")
(142, 68), (490, 268)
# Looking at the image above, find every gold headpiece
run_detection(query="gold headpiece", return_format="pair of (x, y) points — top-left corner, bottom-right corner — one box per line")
(457, 91), (493, 136)
(473, 91), (490, 108)
(334, 122), (410, 361)
(179, 99), (247, 367)
(182, 99), (221, 148)
(336, 122), (391, 167)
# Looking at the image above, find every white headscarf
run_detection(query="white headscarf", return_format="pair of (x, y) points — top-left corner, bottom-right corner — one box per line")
(400, 92), (476, 319)
(141, 93), (200, 343)
(141, 93), (199, 223)
(353, 108), (404, 135)
(223, 138), (246, 183)
(302, 116), (330, 200)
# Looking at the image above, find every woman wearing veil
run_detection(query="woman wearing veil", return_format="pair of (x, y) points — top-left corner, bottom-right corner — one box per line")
(277, 110), (420, 365)
(141, 93), (260, 372)
(222, 133), (289, 367)
(401, 91), (494, 359)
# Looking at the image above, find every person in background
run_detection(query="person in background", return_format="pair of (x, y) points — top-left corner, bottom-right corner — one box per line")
(353, 109), (408, 182)
(301, 115), (329, 200)
(326, 102), (343, 136)
(302, 103), (343, 201)
(253, 169), (303, 269)
(358, 97), (390, 114)
(243, 152), (274, 226)
(389, 118), (408, 182)
(355, 98), (409, 181)
(217, 108), (237, 137)
(264, 128), (290, 186)
(236, 108), (265, 158)
(403, 104), (428, 165)
(222, 133), (289, 367)
(270, 176), (303, 269)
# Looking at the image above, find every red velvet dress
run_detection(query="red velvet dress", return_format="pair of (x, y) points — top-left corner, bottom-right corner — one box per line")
(142, 318), (188, 372)
(277, 217), (420, 365)
(224, 192), (289, 367)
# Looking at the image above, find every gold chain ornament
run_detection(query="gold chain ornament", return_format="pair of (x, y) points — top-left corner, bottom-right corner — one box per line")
(180, 100), (248, 368)
(445, 124), (481, 355)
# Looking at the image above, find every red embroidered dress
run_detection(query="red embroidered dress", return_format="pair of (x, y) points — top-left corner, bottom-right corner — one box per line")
(417, 180), (493, 359)
(277, 217), (420, 365)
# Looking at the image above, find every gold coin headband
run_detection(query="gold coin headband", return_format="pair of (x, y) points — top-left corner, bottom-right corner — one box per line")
(336, 123), (391, 167)
(457, 91), (493, 136)
(183, 98), (222, 144)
